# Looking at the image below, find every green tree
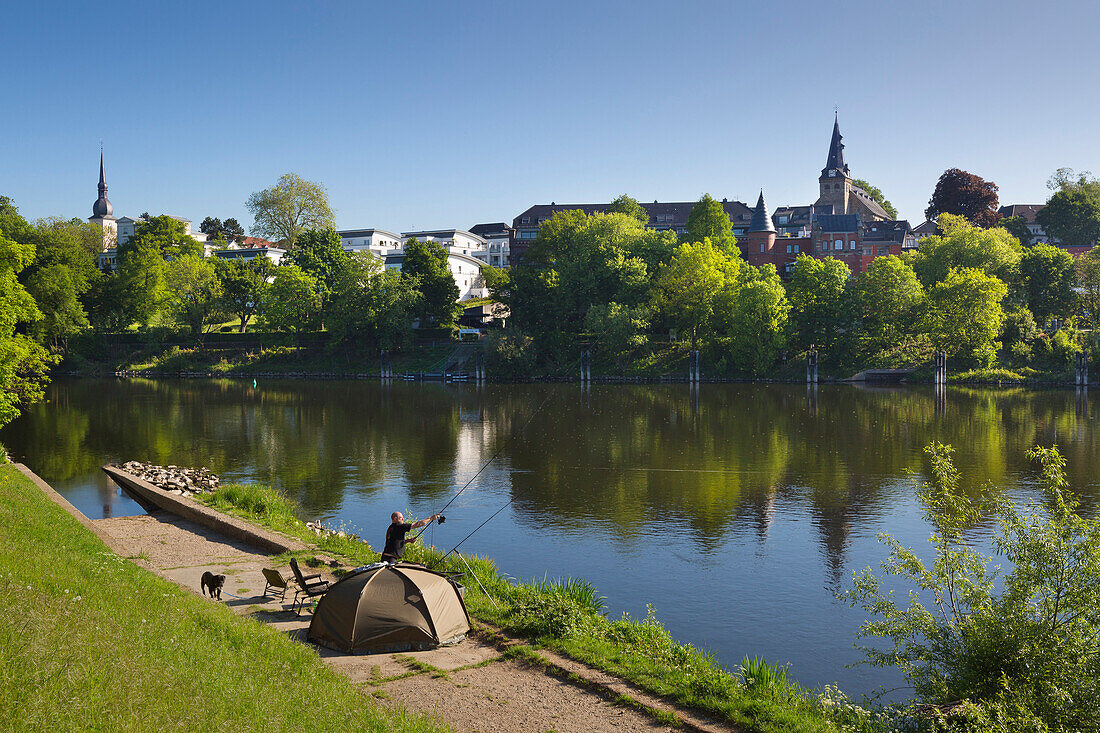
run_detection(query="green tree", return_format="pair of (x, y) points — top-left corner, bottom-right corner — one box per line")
(654, 238), (742, 349)
(925, 267), (1008, 367)
(245, 173), (335, 249)
(1019, 244), (1077, 324)
(0, 201), (53, 427)
(1077, 245), (1100, 327)
(606, 194), (650, 227)
(846, 443), (1100, 730)
(854, 255), (925, 355)
(17, 217), (101, 350)
(907, 213), (1022, 290)
(83, 272), (130, 333)
(124, 215), (203, 260)
(925, 168), (1001, 228)
(163, 255), (225, 339)
(721, 265), (789, 375)
(222, 218), (245, 238)
(1036, 170), (1100, 249)
(287, 227), (351, 316)
(851, 178), (898, 219)
(684, 194), (736, 252)
(401, 238), (460, 328)
(259, 265), (322, 333)
(584, 302), (649, 372)
(216, 258), (272, 333)
(785, 254), (854, 356)
(327, 252), (419, 348)
(1000, 215), (1033, 247)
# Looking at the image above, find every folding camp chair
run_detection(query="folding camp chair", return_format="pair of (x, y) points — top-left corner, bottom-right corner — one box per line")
(290, 558), (329, 615)
(261, 568), (290, 601)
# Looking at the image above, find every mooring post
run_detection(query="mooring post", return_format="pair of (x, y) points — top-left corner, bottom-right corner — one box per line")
(475, 350), (485, 382)
(380, 349), (390, 380)
(580, 350), (590, 383)
(1076, 351), (1088, 386)
(934, 351), (947, 386)
(689, 350), (700, 383)
(806, 349), (818, 384)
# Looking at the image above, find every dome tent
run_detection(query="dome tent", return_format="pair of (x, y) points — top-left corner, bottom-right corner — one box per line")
(307, 562), (470, 654)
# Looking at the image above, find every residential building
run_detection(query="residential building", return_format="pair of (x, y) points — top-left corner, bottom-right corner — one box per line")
(338, 228), (402, 259)
(212, 244), (286, 265)
(468, 222), (512, 268)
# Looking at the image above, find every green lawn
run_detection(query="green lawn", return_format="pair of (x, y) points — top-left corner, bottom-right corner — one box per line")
(0, 466), (447, 733)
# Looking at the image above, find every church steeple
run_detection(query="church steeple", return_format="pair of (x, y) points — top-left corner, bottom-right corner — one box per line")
(91, 150), (115, 220)
(821, 114), (849, 178)
(748, 190), (775, 233)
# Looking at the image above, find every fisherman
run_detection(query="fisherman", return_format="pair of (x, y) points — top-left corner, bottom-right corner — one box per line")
(380, 511), (439, 563)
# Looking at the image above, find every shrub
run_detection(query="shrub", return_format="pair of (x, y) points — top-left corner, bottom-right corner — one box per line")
(505, 585), (599, 638)
(484, 330), (536, 378)
(845, 443), (1100, 731)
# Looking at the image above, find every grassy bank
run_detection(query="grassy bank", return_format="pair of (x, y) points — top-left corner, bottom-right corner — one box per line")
(200, 482), (882, 732)
(0, 466), (447, 732)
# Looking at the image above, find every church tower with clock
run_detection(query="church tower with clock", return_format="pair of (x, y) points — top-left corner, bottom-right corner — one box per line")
(88, 151), (118, 250)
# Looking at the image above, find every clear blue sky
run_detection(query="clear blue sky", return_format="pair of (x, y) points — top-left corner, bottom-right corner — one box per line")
(3, 0), (1098, 233)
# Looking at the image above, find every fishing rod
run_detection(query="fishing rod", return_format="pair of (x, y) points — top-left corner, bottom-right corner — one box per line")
(408, 383), (561, 542)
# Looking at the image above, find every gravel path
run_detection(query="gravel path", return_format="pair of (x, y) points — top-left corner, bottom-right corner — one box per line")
(93, 510), (733, 732)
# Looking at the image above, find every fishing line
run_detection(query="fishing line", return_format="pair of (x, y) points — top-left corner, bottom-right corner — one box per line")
(411, 331), (610, 543)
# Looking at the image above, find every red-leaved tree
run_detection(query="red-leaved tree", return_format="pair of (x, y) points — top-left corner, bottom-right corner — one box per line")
(925, 168), (1001, 228)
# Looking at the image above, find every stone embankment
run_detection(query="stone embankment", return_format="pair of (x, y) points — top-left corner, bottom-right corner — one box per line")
(111, 461), (220, 497)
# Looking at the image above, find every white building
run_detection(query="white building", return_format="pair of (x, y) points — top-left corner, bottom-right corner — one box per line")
(212, 245), (287, 265)
(468, 223), (512, 268)
(337, 228), (403, 259)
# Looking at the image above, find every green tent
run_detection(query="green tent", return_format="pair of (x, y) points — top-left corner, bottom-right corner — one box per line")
(307, 562), (470, 654)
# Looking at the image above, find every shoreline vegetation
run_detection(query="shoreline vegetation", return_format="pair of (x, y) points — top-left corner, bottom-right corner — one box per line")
(57, 337), (1085, 387)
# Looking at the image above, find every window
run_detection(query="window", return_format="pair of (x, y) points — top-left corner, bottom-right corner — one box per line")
(834, 239), (843, 250)
(760, 243), (766, 253)
(786, 244), (792, 253)
(519, 231), (537, 239)
(521, 217), (530, 225)
(778, 216), (788, 224)
(849, 241), (856, 250)
(878, 246), (890, 256)
(862, 247), (872, 256)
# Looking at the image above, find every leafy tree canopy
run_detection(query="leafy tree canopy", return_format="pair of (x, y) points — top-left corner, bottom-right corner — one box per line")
(245, 173), (335, 249)
(1077, 245), (1100, 328)
(855, 255), (925, 353)
(215, 258), (272, 333)
(606, 194), (650, 227)
(924, 266), (1008, 367)
(925, 168), (1001, 228)
(851, 179), (898, 219)
(999, 215), (1033, 247)
(785, 254), (854, 355)
(401, 238), (460, 328)
(0, 198), (53, 427)
(1036, 169), (1100, 249)
(1019, 244), (1077, 323)
(684, 194), (736, 252)
(907, 213), (1022, 289)
(327, 252), (419, 348)
(654, 238), (742, 348)
(287, 227), (350, 306)
(259, 265), (322, 334)
(163, 255), (225, 338)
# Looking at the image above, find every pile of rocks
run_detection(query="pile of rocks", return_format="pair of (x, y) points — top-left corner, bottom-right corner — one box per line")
(115, 461), (220, 497)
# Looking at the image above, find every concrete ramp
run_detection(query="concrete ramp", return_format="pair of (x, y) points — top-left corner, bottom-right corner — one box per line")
(844, 368), (915, 383)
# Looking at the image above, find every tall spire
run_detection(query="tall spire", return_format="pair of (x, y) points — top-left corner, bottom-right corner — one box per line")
(91, 149), (114, 219)
(748, 190), (775, 233)
(822, 113), (849, 178)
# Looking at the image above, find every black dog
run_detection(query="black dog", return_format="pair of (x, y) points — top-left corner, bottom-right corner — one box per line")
(200, 571), (226, 600)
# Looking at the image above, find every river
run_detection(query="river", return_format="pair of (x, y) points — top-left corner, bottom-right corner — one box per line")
(4, 377), (1097, 698)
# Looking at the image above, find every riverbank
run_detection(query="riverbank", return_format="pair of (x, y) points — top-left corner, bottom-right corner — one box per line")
(0, 463), (444, 732)
(196, 481), (874, 732)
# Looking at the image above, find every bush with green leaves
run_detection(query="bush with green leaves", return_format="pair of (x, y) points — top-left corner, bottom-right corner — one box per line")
(845, 442), (1100, 731)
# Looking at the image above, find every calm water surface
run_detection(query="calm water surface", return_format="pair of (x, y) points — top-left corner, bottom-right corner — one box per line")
(4, 378), (1099, 697)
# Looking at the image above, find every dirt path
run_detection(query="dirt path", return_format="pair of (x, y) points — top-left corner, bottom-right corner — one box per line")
(94, 511), (733, 732)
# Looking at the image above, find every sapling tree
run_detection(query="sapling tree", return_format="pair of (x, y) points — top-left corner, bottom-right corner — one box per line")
(845, 443), (1100, 729)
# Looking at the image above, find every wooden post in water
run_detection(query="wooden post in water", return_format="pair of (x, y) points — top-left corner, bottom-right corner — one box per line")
(688, 350), (700, 383)
(806, 349), (818, 384)
(933, 351), (947, 386)
(475, 350), (485, 382)
(1076, 351), (1088, 386)
(380, 350), (391, 380)
(580, 350), (590, 383)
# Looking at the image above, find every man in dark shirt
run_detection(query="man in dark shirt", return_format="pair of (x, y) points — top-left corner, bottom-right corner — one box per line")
(380, 511), (439, 562)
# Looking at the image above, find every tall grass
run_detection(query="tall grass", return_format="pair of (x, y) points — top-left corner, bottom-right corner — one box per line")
(0, 465), (447, 733)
